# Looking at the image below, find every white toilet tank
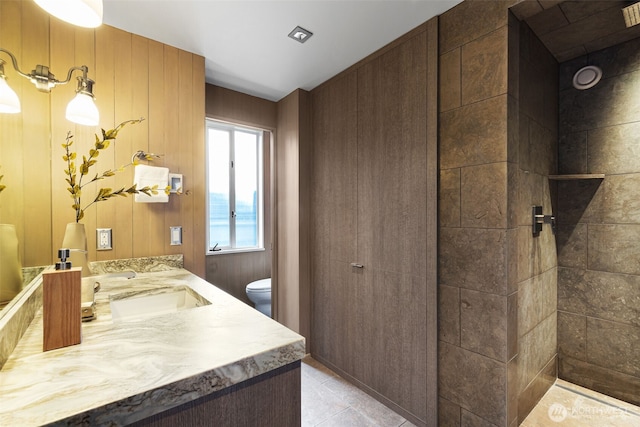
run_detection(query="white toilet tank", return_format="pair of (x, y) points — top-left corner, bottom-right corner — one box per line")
(245, 278), (271, 317)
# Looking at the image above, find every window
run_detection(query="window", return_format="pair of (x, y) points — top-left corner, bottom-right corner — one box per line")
(206, 120), (264, 254)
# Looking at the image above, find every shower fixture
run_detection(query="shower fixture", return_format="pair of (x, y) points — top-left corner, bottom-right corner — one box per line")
(572, 65), (602, 90)
(532, 206), (556, 237)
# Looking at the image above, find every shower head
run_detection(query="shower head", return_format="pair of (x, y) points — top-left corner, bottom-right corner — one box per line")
(572, 65), (602, 90)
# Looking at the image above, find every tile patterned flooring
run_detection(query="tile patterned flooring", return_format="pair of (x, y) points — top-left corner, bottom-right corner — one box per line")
(302, 358), (640, 427)
(301, 356), (416, 427)
(521, 379), (640, 427)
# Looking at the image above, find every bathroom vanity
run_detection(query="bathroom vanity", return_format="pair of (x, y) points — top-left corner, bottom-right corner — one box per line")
(0, 261), (304, 426)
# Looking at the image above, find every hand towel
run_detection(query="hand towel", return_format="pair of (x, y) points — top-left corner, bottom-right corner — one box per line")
(133, 164), (169, 203)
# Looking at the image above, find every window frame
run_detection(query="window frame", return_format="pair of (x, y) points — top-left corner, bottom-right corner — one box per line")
(205, 119), (264, 255)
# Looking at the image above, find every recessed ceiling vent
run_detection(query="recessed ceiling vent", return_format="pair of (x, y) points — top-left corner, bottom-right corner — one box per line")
(573, 65), (603, 90)
(288, 26), (313, 44)
(623, 2), (640, 28)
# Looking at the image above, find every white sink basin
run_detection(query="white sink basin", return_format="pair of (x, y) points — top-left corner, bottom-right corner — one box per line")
(110, 286), (210, 322)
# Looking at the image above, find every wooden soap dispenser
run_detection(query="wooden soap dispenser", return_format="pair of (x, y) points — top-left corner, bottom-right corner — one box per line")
(43, 248), (82, 351)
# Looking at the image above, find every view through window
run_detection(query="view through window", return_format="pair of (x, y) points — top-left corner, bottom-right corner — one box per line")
(206, 120), (263, 253)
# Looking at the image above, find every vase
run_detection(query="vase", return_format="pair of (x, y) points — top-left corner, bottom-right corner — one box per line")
(0, 224), (24, 305)
(61, 222), (90, 277)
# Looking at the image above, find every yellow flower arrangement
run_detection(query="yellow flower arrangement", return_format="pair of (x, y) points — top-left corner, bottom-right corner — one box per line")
(62, 118), (160, 222)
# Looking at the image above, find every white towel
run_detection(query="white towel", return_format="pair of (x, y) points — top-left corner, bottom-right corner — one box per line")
(133, 164), (169, 203)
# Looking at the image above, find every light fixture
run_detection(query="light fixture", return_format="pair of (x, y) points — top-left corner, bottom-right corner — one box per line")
(0, 48), (99, 126)
(288, 26), (313, 44)
(34, 0), (103, 28)
(572, 65), (603, 90)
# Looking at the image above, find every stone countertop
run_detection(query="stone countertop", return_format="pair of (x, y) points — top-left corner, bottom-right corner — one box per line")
(0, 269), (305, 426)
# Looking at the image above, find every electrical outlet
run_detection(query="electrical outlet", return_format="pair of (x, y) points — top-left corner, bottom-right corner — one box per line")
(97, 228), (112, 250)
(170, 226), (182, 245)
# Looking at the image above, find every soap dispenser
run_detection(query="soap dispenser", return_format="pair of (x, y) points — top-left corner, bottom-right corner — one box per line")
(42, 249), (82, 351)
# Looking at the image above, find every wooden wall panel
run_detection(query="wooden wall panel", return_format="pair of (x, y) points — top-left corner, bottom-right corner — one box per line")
(0, 1), (206, 280)
(309, 18), (438, 427)
(131, 35), (151, 259)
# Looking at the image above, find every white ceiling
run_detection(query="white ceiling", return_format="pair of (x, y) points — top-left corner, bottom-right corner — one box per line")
(103, 0), (462, 102)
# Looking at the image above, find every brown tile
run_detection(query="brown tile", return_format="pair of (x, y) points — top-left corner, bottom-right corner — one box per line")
(440, 227), (507, 295)
(588, 122), (640, 174)
(557, 311), (586, 360)
(510, 1), (543, 21)
(507, 291), (518, 360)
(525, 5), (568, 36)
(515, 168), (549, 227)
(517, 356), (556, 423)
(507, 228), (519, 295)
(577, 174), (640, 224)
(517, 223), (557, 284)
(508, 20), (519, 101)
(588, 224), (640, 276)
(556, 223), (587, 269)
(440, 169), (461, 228)
(507, 356), (518, 427)
(540, 5), (627, 55)
(558, 267), (640, 327)
(587, 36), (640, 80)
(507, 164), (518, 229)
(461, 162), (508, 229)
(560, 69), (640, 134)
(460, 409), (497, 427)
(556, 180), (602, 225)
(440, 48), (461, 112)
(517, 312), (557, 395)
(439, 342), (508, 426)
(558, 131), (587, 174)
(518, 267), (557, 337)
(439, 284), (461, 345)
(440, 95), (508, 169)
(507, 95), (518, 164)
(587, 317), (640, 377)
(461, 27), (508, 105)
(440, 1), (510, 54)
(585, 24), (640, 58)
(460, 289), (508, 361)
(559, 0), (624, 24)
(439, 397), (461, 427)
(527, 119), (555, 176)
(559, 355), (640, 407)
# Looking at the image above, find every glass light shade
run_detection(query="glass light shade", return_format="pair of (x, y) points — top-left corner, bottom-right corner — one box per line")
(66, 92), (99, 126)
(34, 0), (103, 28)
(0, 77), (20, 113)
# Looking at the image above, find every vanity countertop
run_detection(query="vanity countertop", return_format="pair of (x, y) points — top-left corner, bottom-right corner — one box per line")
(0, 269), (305, 426)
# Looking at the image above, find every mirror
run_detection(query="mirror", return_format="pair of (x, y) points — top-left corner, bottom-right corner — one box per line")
(0, 0), (62, 316)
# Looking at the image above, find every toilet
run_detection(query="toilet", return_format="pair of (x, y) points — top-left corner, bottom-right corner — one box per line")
(246, 278), (271, 317)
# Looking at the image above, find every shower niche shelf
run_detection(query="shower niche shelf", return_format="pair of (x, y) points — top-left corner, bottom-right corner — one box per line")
(548, 174), (605, 180)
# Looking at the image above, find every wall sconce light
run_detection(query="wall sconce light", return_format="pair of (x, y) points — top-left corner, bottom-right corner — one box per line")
(34, 0), (103, 28)
(0, 48), (99, 126)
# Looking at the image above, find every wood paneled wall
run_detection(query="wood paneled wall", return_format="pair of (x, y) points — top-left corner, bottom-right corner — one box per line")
(0, 0), (205, 277)
(276, 89), (311, 340)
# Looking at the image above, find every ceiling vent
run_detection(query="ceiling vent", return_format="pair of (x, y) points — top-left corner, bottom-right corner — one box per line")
(288, 26), (313, 44)
(622, 2), (640, 28)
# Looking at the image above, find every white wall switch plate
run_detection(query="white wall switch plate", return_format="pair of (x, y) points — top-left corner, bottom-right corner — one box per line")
(97, 228), (112, 250)
(170, 226), (182, 245)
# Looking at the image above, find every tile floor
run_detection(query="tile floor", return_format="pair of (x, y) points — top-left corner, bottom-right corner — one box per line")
(521, 379), (640, 427)
(301, 356), (416, 427)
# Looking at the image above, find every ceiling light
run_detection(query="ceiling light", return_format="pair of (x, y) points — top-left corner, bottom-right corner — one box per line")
(288, 26), (313, 44)
(623, 2), (640, 28)
(0, 47), (100, 125)
(34, 0), (103, 28)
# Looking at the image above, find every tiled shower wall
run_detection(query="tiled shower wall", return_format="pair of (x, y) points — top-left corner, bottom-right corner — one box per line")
(514, 20), (558, 423)
(438, 2), (559, 425)
(557, 36), (640, 406)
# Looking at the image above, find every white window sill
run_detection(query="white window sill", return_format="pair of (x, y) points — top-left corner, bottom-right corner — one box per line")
(207, 247), (266, 256)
